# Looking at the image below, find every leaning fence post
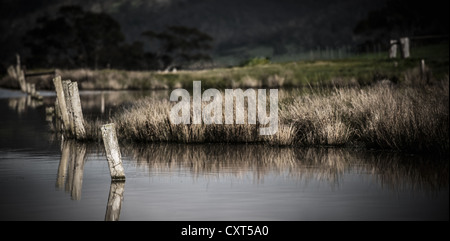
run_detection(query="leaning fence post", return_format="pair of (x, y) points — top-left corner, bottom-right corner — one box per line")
(68, 82), (86, 139)
(30, 84), (36, 97)
(53, 76), (71, 134)
(101, 123), (126, 181)
(15, 54), (27, 92)
(62, 80), (74, 136)
(26, 83), (31, 94)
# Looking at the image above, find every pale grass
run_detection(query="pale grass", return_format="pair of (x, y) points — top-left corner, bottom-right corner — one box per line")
(83, 79), (449, 153)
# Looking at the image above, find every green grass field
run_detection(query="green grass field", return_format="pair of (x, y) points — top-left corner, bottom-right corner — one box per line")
(1, 43), (447, 91)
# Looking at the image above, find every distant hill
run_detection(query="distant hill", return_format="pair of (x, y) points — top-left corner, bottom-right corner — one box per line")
(0, 0), (383, 68)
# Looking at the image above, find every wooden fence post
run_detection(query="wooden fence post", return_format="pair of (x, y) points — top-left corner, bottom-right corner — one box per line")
(62, 80), (74, 136)
(420, 59), (430, 83)
(15, 54), (27, 92)
(68, 82), (86, 139)
(30, 84), (36, 97)
(54, 99), (62, 132)
(26, 83), (31, 94)
(53, 76), (71, 134)
(389, 39), (398, 58)
(400, 37), (410, 58)
(101, 123), (126, 181)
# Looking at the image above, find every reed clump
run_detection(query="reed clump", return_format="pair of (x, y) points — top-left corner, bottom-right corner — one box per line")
(84, 79), (449, 153)
(282, 79), (449, 152)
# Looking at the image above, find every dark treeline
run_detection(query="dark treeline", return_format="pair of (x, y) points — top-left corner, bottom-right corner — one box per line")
(22, 5), (213, 71)
(2, 0), (448, 72)
(353, 0), (449, 51)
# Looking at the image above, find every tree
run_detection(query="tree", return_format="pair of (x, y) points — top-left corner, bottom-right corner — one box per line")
(23, 5), (126, 69)
(142, 26), (213, 70)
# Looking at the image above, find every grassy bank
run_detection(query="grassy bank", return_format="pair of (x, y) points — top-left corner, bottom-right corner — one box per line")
(84, 78), (449, 153)
(2, 44), (448, 90)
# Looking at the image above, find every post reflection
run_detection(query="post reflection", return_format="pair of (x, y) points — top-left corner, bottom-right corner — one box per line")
(105, 181), (125, 221)
(7, 96), (43, 114)
(56, 139), (87, 200)
(56, 138), (126, 220)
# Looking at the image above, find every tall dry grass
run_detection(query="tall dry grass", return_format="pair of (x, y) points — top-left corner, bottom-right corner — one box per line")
(84, 79), (449, 153)
(282, 79), (449, 152)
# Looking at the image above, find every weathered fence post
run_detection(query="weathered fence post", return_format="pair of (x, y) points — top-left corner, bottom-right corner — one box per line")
(68, 82), (86, 139)
(420, 59), (430, 83)
(53, 76), (71, 134)
(62, 80), (74, 136)
(389, 39), (398, 58)
(400, 37), (410, 58)
(105, 181), (125, 221)
(30, 84), (36, 97)
(101, 123), (126, 181)
(26, 83), (31, 94)
(54, 99), (62, 132)
(15, 54), (27, 92)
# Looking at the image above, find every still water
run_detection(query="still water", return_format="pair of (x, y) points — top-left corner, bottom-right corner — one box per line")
(0, 88), (448, 221)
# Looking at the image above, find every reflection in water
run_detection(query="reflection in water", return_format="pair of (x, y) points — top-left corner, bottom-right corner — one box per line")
(8, 96), (43, 114)
(1, 89), (446, 220)
(105, 181), (125, 221)
(56, 139), (125, 220)
(123, 144), (448, 193)
(56, 139), (87, 200)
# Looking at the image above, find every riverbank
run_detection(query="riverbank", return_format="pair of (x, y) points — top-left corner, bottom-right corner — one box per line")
(1, 44), (448, 91)
(81, 79), (449, 154)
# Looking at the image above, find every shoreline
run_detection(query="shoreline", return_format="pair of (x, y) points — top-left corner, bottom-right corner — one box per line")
(75, 80), (449, 154)
(2, 51), (448, 91)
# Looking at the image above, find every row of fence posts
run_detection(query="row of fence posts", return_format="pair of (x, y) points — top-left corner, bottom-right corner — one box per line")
(389, 37), (410, 59)
(51, 75), (125, 220)
(7, 54), (44, 101)
(56, 139), (125, 221)
(51, 76), (125, 182)
(389, 37), (431, 83)
(50, 75), (125, 220)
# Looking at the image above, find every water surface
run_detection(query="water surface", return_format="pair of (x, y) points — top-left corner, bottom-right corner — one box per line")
(0, 88), (448, 221)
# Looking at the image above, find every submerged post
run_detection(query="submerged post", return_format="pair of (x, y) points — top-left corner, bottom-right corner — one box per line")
(15, 54), (27, 92)
(62, 80), (74, 136)
(53, 76), (71, 133)
(68, 82), (86, 139)
(30, 84), (36, 97)
(101, 123), (126, 181)
(26, 83), (31, 94)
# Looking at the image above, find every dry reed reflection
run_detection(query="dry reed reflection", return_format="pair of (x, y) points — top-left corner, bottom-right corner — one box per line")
(122, 143), (448, 193)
